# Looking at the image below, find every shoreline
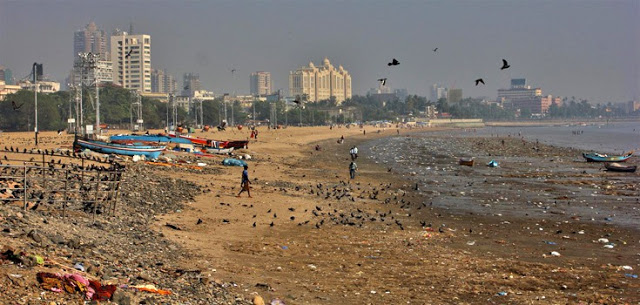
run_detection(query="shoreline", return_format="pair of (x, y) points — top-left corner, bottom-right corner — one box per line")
(1, 126), (638, 304)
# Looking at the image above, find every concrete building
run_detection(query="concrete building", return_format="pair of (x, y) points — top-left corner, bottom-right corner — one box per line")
(0, 80), (20, 101)
(250, 71), (272, 96)
(447, 88), (462, 104)
(182, 73), (201, 97)
(510, 95), (560, 115)
(110, 31), (152, 93)
(289, 58), (352, 103)
(497, 78), (541, 103)
(151, 69), (177, 94)
(430, 84), (447, 102)
(17, 80), (61, 93)
(74, 22), (108, 61)
(626, 101), (640, 113)
(0, 66), (13, 85)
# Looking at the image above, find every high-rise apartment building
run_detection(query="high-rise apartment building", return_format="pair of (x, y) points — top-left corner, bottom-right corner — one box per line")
(430, 84), (447, 102)
(110, 31), (152, 93)
(447, 88), (463, 104)
(74, 22), (108, 61)
(0, 66), (13, 85)
(497, 78), (541, 102)
(182, 73), (201, 97)
(289, 58), (352, 103)
(250, 71), (272, 96)
(151, 69), (177, 94)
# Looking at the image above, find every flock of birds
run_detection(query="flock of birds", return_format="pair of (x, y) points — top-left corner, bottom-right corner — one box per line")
(378, 51), (511, 88)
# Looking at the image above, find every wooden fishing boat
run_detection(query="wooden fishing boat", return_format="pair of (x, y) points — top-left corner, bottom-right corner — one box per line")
(459, 157), (474, 166)
(75, 138), (165, 159)
(205, 147), (234, 154)
(110, 134), (192, 145)
(582, 152), (633, 162)
(604, 162), (637, 173)
(219, 140), (249, 149)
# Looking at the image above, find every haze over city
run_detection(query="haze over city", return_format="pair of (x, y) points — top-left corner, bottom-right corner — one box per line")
(1, 0), (638, 103)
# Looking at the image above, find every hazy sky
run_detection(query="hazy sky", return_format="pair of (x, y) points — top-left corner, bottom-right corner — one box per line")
(1, 0), (638, 103)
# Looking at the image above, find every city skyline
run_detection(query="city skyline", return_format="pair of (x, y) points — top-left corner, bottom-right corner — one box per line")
(0, 1), (638, 103)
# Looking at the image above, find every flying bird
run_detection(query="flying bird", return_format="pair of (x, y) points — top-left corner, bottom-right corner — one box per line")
(500, 59), (510, 70)
(475, 78), (485, 86)
(377, 78), (387, 86)
(433, 48), (438, 52)
(11, 101), (23, 111)
(230, 69), (236, 75)
(387, 58), (400, 66)
(125, 49), (134, 58)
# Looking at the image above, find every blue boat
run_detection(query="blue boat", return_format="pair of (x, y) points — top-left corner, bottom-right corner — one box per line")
(75, 138), (165, 159)
(110, 134), (192, 145)
(582, 152), (633, 162)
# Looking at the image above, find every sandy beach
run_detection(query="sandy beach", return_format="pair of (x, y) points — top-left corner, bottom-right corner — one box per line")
(1, 125), (639, 304)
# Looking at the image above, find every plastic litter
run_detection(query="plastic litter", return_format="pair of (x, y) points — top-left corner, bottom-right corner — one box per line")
(487, 160), (498, 167)
(624, 274), (638, 279)
(222, 158), (247, 167)
(497, 291), (507, 296)
(74, 262), (85, 272)
(550, 251), (561, 257)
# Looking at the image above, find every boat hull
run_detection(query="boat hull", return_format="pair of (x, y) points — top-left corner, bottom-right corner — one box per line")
(582, 152), (632, 162)
(205, 147), (234, 154)
(604, 162), (637, 173)
(75, 139), (164, 159)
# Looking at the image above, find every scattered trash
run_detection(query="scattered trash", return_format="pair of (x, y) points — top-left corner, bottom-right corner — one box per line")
(497, 291), (508, 296)
(621, 266), (633, 271)
(624, 274), (638, 279)
(222, 158), (247, 167)
(165, 223), (182, 230)
(73, 262), (85, 272)
(544, 241), (557, 245)
(280, 246), (288, 250)
(604, 244), (615, 249)
(270, 299), (285, 305)
(129, 284), (172, 295)
(466, 241), (476, 246)
(550, 251), (561, 257)
(487, 160), (498, 167)
(597, 238), (609, 243)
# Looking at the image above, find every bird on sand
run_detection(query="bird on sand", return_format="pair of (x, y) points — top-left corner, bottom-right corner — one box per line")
(475, 78), (485, 86)
(377, 78), (387, 86)
(500, 59), (510, 70)
(269, 221), (274, 227)
(387, 58), (400, 66)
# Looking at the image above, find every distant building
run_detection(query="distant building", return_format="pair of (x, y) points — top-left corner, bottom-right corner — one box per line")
(74, 22), (108, 61)
(498, 78), (541, 103)
(182, 73), (201, 97)
(447, 89), (462, 104)
(0, 66), (13, 85)
(431, 84), (447, 102)
(510, 95), (560, 115)
(250, 71), (272, 96)
(0, 80), (20, 101)
(110, 31), (152, 93)
(289, 58), (352, 103)
(17, 80), (60, 93)
(151, 69), (177, 94)
(626, 100), (640, 113)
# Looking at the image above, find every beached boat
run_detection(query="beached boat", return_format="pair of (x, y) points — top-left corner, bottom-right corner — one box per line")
(205, 147), (234, 154)
(582, 152), (633, 162)
(219, 140), (249, 149)
(604, 162), (637, 173)
(75, 138), (165, 159)
(459, 157), (474, 166)
(110, 134), (192, 145)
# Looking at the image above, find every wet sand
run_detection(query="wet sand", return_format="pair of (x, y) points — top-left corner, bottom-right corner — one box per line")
(156, 126), (639, 304)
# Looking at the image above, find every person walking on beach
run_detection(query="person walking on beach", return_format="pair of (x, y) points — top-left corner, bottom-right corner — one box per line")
(236, 165), (252, 198)
(350, 146), (358, 160)
(349, 161), (358, 179)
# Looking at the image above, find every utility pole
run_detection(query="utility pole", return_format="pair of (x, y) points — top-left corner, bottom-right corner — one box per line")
(32, 63), (40, 145)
